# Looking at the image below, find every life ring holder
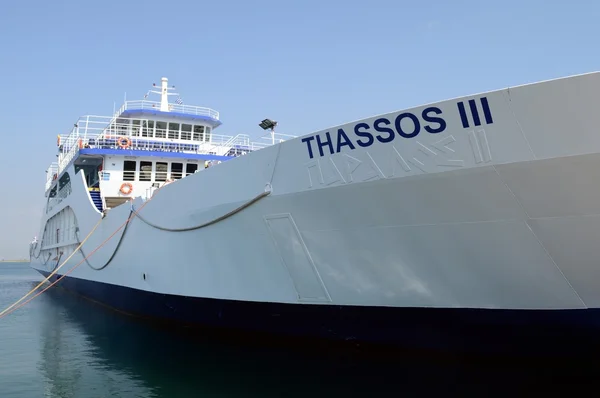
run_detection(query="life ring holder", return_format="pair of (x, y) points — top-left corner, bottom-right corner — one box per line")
(117, 136), (132, 149)
(120, 182), (133, 195)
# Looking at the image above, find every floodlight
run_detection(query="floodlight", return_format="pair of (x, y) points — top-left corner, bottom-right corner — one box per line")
(259, 119), (277, 131)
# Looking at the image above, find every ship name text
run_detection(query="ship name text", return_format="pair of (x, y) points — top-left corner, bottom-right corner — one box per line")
(301, 97), (494, 159)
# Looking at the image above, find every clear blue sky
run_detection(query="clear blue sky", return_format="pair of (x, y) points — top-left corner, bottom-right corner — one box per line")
(0, 0), (598, 259)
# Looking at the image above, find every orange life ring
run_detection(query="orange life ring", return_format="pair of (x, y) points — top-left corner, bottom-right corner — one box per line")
(117, 136), (132, 149)
(120, 182), (133, 195)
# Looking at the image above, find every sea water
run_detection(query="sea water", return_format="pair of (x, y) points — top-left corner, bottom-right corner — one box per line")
(0, 262), (594, 397)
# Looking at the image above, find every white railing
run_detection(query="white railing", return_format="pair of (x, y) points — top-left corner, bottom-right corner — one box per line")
(45, 163), (59, 192)
(267, 132), (298, 143)
(58, 139), (80, 175)
(115, 100), (220, 120)
(56, 115), (296, 157)
(210, 134), (250, 155)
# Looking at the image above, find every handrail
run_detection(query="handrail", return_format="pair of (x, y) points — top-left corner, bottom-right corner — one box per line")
(58, 129), (285, 158)
(45, 163), (59, 191)
(58, 140), (79, 175)
(57, 115), (296, 149)
(115, 100), (220, 120)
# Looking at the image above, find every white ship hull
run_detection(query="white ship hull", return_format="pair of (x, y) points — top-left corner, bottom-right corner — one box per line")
(30, 72), (600, 353)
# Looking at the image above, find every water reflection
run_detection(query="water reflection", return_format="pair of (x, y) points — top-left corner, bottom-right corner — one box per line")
(35, 283), (600, 397)
(37, 287), (155, 397)
(37, 285), (413, 397)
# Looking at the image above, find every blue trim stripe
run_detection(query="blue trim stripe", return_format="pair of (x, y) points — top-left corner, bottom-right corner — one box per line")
(79, 148), (233, 161)
(120, 109), (222, 127)
(87, 137), (211, 152)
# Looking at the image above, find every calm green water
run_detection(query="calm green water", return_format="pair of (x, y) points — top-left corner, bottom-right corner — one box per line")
(0, 262), (596, 397)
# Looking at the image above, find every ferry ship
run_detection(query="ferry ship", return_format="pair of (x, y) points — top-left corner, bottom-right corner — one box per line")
(29, 72), (600, 354)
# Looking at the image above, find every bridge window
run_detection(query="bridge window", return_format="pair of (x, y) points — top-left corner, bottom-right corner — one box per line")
(155, 162), (168, 181)
(142, 121), (154, 138)
(139, 161), (152, 181)
(193, 125), (204, 141)
(132, 120), (141, 137)
(205, 127), (211, 142)
(181, 124), (192, 140)
(168, 123), (180, 140)
(186, 163), (198, 175)
(171, 162), (183, 179)
(116, 118), (128, 136)
(155, 122), (167, 138)
(123, 160), (136, 181)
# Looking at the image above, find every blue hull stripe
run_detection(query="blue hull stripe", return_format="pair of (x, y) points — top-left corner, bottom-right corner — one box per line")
(79, 148), (232, 161)
(37, 270), (600, 354)
(119, 109), (222, 127)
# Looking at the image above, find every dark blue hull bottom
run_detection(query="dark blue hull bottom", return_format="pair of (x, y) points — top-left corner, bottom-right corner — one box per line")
(38, 270), (600, 357)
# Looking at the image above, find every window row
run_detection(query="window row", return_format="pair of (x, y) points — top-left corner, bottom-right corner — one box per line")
(112, 119), (212, 142)
(123, 160), (199, 182)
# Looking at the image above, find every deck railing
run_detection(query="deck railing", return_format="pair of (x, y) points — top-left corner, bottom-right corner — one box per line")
(74, 134), (271, 155)
(45, 163), (59, 192)
(58, 140), (79, 175)
(56, 116), (295, 160)
(115, 100), (220, 120)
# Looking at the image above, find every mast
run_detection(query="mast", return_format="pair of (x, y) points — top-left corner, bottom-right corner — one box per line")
(145, 77), (177, 111)
(160, 77), (169, 112)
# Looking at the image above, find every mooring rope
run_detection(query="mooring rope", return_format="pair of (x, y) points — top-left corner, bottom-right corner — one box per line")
(0, 217), (103, 318)
(76, 209), (133, 271)
(0, 182), (166, 319)
(77, 185), (270, 271)
(131, 189), (271, 232)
